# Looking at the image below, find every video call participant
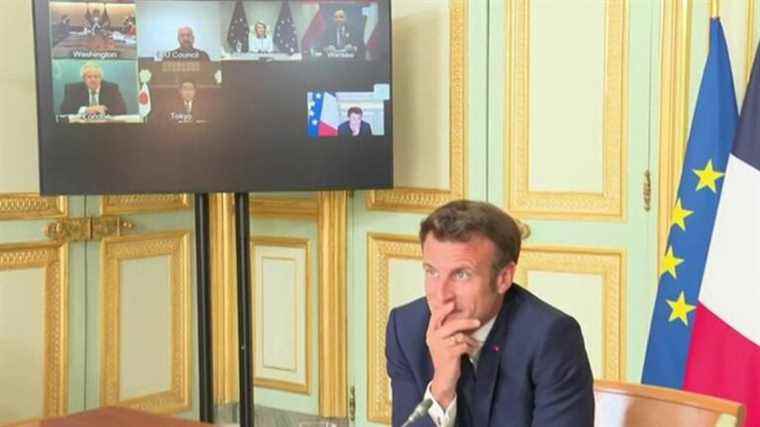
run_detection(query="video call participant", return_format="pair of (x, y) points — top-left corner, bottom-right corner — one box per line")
(167, 78), (206, 123)
(320, 9), (365, 58)
(167, 26), (210, 61)
(386, 201), (594, 426)
(338, 107), (372, 136)
(249, 22), (273, 53)
(60, 61), (127, 116)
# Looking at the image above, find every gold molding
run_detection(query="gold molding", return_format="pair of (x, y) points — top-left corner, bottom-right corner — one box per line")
(0, 242), (68, 424)
(250, 195), (319, 220)
(506, 0), (628, 221)
(746, 0), (757, 84)
(101, 194), (192, 215)
(0, 193), (68, 221)
(100, 232), (191, 415)
(658, 0), (693, 269)
(515, 245), (626, 380)
(210, 194), (238, 405)
(366, 0), (467, 213)
(366, 233), (421, 425)
(251, 237), (312, 395)
(210, 192), (348, 413)
(318, 191), (348, 417)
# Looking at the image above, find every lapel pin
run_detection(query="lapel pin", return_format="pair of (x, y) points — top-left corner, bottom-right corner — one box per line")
(493, 345), (500, 352)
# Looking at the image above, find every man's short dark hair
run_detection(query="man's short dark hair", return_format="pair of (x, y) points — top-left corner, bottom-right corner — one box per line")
(419, 200), (522, 271)
(347, 106), (363, 117)
(179, 78), (196, 88)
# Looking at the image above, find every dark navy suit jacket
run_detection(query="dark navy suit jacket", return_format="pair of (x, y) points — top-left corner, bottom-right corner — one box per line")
(338, 120), (372, 136)
(59, 81), (127, 115)
(386, 284), (594, 427)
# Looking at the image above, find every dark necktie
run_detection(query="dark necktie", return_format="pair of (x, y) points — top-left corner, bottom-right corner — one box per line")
(456, 356), (477, 427)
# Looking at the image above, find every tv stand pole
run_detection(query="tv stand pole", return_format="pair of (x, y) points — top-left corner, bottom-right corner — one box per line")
(194, 193), (214, 422)
(234, 192), (254, 426)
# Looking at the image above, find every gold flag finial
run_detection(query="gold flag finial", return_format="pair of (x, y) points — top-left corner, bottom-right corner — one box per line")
(711, 0), (720, 18)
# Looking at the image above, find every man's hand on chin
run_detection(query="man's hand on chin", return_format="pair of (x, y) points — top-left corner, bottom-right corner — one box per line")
(426, 302), (480, 408)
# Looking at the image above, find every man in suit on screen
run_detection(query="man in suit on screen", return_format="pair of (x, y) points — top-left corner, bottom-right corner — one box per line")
(59, 61), (127, 116)
(167, 26), (211, 61)
(337, 106), (372, 136)
(320, 9), (365, 58)
(386, 200), (595, 426)
(167, 78), (207, 123)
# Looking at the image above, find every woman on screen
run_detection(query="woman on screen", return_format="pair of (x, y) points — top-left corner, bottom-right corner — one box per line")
(249, 22), (273, 53)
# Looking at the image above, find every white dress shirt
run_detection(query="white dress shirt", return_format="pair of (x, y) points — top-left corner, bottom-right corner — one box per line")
(249, 35), (273, 53)
(77, 89), (100, 114)
(425, 315), (497, 427)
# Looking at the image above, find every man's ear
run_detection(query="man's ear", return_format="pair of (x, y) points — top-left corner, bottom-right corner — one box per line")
(495, 262), (516, 294)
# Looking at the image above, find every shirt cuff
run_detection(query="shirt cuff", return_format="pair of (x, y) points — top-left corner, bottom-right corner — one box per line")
(424, 382), (457, 427)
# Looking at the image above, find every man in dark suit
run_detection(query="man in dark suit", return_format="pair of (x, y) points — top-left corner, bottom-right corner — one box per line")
(59, 61), (127, 116)
(319, 9), (365, 59)
(386, 200), (594, 427)
(166, 26), (210, 61)
(337, 106), (372, 136)
(167, 78), (207, 123)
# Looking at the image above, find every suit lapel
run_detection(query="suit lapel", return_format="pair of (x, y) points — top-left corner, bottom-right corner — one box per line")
(472, 286), (520, 426)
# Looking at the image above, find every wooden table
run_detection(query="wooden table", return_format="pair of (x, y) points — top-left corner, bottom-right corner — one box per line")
(16, 407), (213, 426)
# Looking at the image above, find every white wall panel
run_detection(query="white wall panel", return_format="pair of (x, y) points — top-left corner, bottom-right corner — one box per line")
(0, 269), (45, 423)
(119, 256), (172, 400)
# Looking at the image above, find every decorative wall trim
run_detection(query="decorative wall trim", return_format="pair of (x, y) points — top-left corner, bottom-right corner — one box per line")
(101, 194), (191, 215)
(746, 0), (756, 84)
(366, 233), (421, 424)
(318, 191), (348, 417)
(658, 0), (693, 270)
(0, 193), (67, 221)
(251, 237), (312, 395)
(515, 245), (626, 380)
(366, 0), (467, 213)
(506, 0), (628, 221)
(0, 242), (68, 424)
(210, 194), (238, 405)
(100, 232), (191, 414)
(250, 196), (319, 220)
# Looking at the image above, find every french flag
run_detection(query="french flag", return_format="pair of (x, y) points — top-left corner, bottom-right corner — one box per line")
(642, 18), (760, 424)
(307, 92), (339, 137)
(301, 2), (325, 54)
(683, 36), (760, 424)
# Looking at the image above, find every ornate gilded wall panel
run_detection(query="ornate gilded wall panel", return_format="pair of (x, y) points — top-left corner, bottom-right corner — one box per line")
(0, 242), (67, 425)
(101, 194), (191, 215)
(366, 233), (421, 424)
(100, 232), (191, 414)
(251, 237), (312, 395)
(516, 246), (625, 380)
(0, 194), (67, 221)
(506, 0), (627, 221)
(366, 0), (467, 213)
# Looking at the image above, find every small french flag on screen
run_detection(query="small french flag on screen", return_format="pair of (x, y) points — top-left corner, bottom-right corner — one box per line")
(307, 91), (339, 137)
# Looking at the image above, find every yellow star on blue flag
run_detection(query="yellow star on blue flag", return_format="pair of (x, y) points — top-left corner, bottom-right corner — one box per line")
(693, 159), (725, 192)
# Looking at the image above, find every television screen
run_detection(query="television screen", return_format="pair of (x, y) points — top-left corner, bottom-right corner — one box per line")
(33, 0), (393, 194)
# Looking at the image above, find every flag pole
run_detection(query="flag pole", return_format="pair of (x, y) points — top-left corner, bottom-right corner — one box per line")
(711, 0), (719, 18)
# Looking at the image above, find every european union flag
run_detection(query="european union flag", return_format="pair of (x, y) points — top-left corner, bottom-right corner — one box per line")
(274, 1), (298, 55)
(641, 18), (738, 388)
(227, 0), (249, 53)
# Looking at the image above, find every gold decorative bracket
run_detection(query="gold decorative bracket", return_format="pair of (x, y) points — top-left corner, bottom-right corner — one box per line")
(348, 385), (356, 422)
(45, 215), (135, 243)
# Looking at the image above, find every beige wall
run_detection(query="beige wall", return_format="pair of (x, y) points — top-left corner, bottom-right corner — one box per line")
(0, 0), (40, 193)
